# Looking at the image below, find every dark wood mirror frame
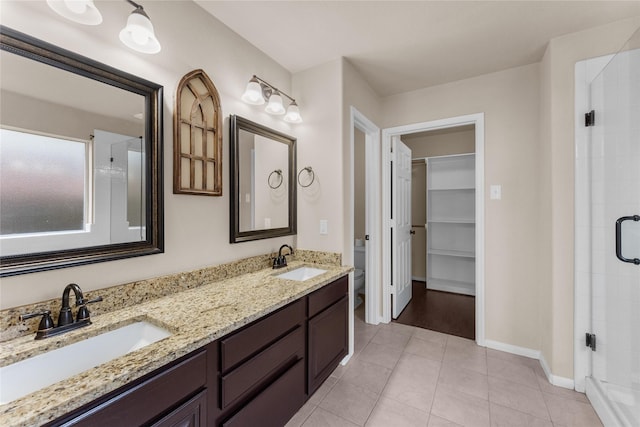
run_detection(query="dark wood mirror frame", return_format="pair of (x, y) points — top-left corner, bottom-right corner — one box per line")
(0, 26), (164, 277)
(230, 115), (296, 243)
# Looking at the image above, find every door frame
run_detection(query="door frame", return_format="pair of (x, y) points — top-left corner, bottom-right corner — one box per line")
(381, 113), (485, 345)
(350, 107), (381, 327)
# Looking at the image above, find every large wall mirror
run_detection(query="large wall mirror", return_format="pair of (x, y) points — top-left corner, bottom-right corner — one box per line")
(230, 115), (296, 243)
(0, 27), (163, 277)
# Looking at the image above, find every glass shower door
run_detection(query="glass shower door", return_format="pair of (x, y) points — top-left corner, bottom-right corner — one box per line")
(587, 28), (640, 427)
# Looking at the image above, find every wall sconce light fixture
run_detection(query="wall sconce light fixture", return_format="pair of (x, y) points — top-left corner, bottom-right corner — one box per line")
(241, 75), (303, 124)
(46, 0), (161, 54)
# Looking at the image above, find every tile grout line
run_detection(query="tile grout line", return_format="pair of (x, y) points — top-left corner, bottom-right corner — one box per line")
(361, 323), (413, 426)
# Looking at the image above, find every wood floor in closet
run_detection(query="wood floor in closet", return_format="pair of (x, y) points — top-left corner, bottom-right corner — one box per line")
(393, 281), (475, 340)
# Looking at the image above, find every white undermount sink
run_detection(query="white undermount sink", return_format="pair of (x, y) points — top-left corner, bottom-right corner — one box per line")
(276, 266), (327, 281)
(0, 320), (171, 405)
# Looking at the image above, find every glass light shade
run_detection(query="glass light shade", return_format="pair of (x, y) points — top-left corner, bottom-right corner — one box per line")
(47, 0), (103, 25)
(241, 80), (265, 105)
(119, 9), (161, 54)
(265, 91), (285, 115)
(284, 102), (302, 123)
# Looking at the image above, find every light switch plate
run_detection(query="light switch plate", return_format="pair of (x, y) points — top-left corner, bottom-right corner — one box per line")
(320, 220), (328, 235)
(490, 185), (502, 200)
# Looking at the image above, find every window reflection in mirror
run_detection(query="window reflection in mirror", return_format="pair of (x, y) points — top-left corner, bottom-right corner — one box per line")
(1, 129), (86, 235)
(0, 131), (147, 256)
(0, 26), (163, 276)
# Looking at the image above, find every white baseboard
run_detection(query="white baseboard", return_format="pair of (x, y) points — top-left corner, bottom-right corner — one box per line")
(484, 340), (575, 390)
(539, 352), (575, 390)
(484, 339), (540, 359)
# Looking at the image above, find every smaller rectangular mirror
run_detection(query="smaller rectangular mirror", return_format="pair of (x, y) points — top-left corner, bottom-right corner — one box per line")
(230, 115), (296, 243)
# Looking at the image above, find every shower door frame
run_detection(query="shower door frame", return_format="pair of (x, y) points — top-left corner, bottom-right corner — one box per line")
(574, 50), (639, 426)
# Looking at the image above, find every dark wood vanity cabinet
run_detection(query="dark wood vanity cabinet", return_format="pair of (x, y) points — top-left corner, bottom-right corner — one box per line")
(307, 275), (349, 394)
(211, 275), (348, 426)
(48, 344), (215, 427)
(213, 299), (306, 426)
(48, 274), (348, 427)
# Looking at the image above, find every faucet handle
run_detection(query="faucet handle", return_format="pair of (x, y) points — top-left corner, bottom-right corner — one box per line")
(20, 310), (55, 332)
(77, 296), (103, 322)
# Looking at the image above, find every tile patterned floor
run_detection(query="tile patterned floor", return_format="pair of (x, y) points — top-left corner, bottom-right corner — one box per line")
(286, 313), (603, 427)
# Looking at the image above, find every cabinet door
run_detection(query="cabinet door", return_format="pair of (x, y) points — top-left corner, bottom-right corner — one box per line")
(308, 296), (348, 394)
(151, 391), (207, 427)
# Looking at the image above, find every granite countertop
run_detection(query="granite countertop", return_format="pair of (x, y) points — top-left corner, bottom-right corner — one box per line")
(0, 261), (352, 427)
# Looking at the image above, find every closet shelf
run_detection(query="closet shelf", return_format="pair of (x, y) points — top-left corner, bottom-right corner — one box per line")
(428, 249), (475, 258)
(428, 218), (475, 224)
(426, 278), (476, 296)
(427, 153), (476, 296)
(427, 187), (475, 192)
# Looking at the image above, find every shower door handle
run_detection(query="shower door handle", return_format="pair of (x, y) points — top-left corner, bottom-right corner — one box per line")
(615, 215), (640, 265)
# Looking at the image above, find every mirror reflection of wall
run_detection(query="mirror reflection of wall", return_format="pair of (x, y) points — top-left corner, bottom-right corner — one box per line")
(254, 135), (288, 230)
(237, 130), (289, 232)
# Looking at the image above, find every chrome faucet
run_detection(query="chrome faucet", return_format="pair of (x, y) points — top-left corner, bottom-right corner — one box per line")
(20, 283), (102, 340)
(273, 244), (294, 269)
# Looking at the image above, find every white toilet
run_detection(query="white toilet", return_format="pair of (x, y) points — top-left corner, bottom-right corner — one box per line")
(354, 245), (366, 309)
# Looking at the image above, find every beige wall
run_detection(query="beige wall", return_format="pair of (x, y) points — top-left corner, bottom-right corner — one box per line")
(403, 127), (475, 279)
(342, 59), (382, 267)
(538, 16), (640, 379)
(403, 127), (475, 158)
(0, 0), (299, 309)
(292, 59), (344, 254)
(382, 63), (542, 352)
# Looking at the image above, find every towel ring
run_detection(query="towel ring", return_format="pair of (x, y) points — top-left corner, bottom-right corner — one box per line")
(297, 166), (315, 188)
(268, 169), (283, 189)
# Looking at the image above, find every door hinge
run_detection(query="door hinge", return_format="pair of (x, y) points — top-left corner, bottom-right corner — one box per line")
(585, 333), (596, 351)
(585, 110), (595, 127)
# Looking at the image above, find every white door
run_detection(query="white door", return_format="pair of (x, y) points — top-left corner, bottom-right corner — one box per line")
(392, 136), (412, 318)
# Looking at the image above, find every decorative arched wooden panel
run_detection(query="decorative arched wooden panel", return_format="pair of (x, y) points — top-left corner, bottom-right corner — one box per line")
(174, 69), (223, 196)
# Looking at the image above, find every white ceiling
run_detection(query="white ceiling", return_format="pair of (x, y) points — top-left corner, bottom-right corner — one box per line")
(195, 0), (640, 97)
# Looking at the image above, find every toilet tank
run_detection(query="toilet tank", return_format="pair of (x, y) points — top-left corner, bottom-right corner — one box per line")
(354, 246), (366, 270)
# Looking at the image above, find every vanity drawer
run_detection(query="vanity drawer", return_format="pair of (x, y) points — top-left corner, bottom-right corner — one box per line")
(308, 275), (348, 318)
(221, 298), (304, 372)
(221, 325), (304, 410)
(222, 359), (305, 427)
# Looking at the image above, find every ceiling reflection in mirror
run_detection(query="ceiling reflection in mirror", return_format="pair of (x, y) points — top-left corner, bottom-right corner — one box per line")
(0, 27), (163, 276)
(230, 115), (296, 243)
